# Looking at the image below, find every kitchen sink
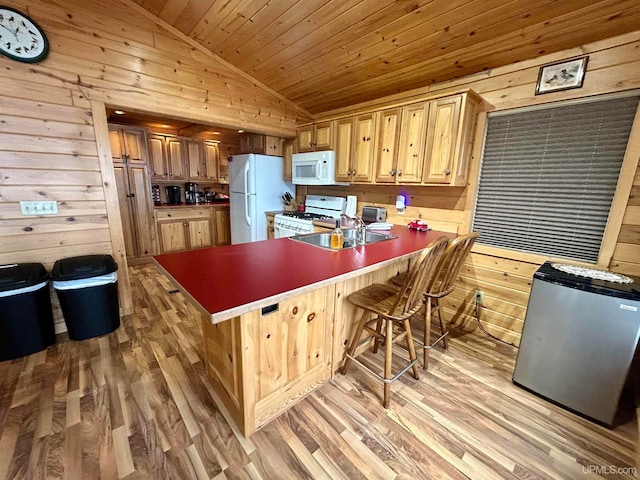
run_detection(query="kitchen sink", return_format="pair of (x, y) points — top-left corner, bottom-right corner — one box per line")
(289, 228), (397, 250)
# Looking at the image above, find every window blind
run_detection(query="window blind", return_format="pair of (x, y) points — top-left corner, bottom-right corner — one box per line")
(472, 94), (639, 263)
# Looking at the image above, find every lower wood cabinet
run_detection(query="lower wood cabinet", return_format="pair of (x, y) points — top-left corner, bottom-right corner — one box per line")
(156, 206), (230, 253)
(213, 205), (231, 246)
(156, 208), (213, 253)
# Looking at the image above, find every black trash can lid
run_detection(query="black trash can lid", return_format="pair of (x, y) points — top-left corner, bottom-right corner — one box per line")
(0, 263), (49, 292)
(51, 254), (118, 281)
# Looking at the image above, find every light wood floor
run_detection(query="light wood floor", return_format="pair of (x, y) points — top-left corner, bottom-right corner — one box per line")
(0, 264), (637, 479)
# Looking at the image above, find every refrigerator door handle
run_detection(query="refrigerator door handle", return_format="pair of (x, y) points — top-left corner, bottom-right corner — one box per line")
(244, 162), (251, 226)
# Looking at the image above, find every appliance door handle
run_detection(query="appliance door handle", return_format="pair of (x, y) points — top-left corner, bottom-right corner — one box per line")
(244, 162), (251, 226)
(316, 161), (322, 179)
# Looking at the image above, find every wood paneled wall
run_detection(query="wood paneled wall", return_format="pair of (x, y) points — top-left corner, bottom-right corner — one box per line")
(311, 31), (640, 345)
(0, 0), (306, 331)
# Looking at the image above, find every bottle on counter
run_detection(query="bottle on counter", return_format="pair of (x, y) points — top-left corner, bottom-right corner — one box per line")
(330, 220), (344, 250)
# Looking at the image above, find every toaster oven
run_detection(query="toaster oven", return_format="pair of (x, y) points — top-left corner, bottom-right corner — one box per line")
(362, 206), (387, 223)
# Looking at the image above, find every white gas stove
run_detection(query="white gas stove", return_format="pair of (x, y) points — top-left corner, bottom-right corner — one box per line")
(274, 195), (345, 238)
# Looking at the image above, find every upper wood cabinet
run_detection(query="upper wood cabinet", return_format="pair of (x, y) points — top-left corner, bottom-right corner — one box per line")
(109, 126), (147, 164)
(422, 92), (481, 186)
(296, 122), (334, 153)
(204, 141), (221, 182)
(351, 113), (377, 183)
(185, 138), (206, 181)
(283, 139), (294, 182)
(375, 109), (402, 183)
(334, 113), (377, 183)
(148, 134), (187, 181)
(376, 103), (429, 184)
(239, 134), (284, 156)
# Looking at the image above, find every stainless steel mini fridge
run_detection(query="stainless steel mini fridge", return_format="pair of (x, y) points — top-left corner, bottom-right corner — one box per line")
(513, 262), (640, 426)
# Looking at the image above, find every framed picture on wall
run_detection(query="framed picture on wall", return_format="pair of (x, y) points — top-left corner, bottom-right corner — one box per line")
(535, 57), (588, 95)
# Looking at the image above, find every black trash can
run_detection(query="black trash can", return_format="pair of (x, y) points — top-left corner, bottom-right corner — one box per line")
(0, 263), (55, 361)
(51, 255), (120, 340)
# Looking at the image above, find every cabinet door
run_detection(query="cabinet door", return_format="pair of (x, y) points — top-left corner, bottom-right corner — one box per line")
(375, 109), (401, 183)
(218, 153), (229, 184)
(334, 118), (354, 183)
(296, 126), (314, 153)
(282, 140), (294, 182)
(128, 164), (156, 257)
(188, 218), (213, 249)
(352, 113), (377, 182)
(204, 142), (220, 182)
(148, 135), (168, 179)
(109, 129), (125, 163)
(266, 213), (275, 239)
(185, 139), (205, 180)
(113, 164), (137, 259)
(167, 138), (186, 180)
(398, 102), (429, 183)
(122, 129), (146, 163)
(265, 136), (283, 156)
(158, 221), (188, 253)
(214, 207), (231, 245)
(314, 122), (334, 150)
(423, 96), (462, 184)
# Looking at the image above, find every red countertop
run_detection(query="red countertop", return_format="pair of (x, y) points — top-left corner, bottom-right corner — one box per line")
(154, 226), (454, 323)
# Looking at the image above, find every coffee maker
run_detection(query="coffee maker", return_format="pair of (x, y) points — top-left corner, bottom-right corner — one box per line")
(166, 185), (181, 205)
(185, 182), (198, 204)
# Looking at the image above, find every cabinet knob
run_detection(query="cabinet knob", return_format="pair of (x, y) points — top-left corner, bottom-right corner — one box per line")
(444, 168), (451, 175)
(389, 170), (395, 176)
(397, 170), (402, 176)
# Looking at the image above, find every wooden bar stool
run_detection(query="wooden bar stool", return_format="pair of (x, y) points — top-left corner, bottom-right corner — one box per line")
(340, 237), (449, 408)
(390, 232), (480, 369)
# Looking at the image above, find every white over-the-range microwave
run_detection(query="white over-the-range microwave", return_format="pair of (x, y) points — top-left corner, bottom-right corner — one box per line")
(291, 151), (348, 186)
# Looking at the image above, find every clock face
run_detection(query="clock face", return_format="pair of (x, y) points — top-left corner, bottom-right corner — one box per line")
(0, 6), (48, 63)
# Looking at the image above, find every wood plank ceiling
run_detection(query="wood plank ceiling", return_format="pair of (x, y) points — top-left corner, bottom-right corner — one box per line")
(133, 0), (640, 115)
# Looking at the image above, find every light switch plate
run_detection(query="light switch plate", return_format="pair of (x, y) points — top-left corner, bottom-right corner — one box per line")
(20, 201), (58, 215)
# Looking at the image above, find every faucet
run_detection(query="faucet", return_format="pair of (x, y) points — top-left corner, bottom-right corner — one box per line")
(341, 213), (367, 245)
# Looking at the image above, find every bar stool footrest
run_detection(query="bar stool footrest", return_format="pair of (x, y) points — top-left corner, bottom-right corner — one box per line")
(344, 353), (419, 384)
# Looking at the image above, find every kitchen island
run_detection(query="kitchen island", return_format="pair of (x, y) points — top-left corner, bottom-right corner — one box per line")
(154, 227), (454, 436)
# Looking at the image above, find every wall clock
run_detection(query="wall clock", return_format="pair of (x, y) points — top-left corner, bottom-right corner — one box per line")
(0, 6), (48, 63)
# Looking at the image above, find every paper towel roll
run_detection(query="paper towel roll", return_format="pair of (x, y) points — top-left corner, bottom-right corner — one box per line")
(345, 195), (357, 217)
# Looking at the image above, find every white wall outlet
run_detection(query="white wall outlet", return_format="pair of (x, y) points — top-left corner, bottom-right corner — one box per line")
(474, 290), (485, 305)
(20, 201), (59, 216)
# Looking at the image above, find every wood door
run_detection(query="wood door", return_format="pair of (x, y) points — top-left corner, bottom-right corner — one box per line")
(158, 220), (187, 253)
(282, 140), (294, 182)
(128, 164), (156, 257)
(423, 95), (462, 184)
(148, 134), (168, 179)
(109, 129), (125, 163)
(398, 102), (429, 183)
(187, 218), (213, 249)
(314, 122), (334, 150)
(122, 129), (146, 163)
(185, 138), (205, 180)
(214, 206), (231, 246)
(218, 152), (229, 184)
(296, 126), (314, 153)
(167, 138), (186, 180)
(352, 113), (377, 182)
(113, 163), (137, 259)
(204, 142), (220, 181)
(334, 117), (354, 183)
(375, 108), (401, 183)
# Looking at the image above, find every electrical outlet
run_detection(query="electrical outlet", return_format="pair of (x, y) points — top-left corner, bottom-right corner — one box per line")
(474, 290), (485, 305)
(20, 201), (58, 216)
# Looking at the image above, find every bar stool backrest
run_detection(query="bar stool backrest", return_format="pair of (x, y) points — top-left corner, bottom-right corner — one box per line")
(429, 232), (480, 298)
(390, 237), (450, 317)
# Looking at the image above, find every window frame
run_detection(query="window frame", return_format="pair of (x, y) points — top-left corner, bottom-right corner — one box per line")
(464, 91), (640, 268)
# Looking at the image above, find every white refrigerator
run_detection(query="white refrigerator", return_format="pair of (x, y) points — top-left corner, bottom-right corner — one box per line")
(229, 154), (294, 244)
